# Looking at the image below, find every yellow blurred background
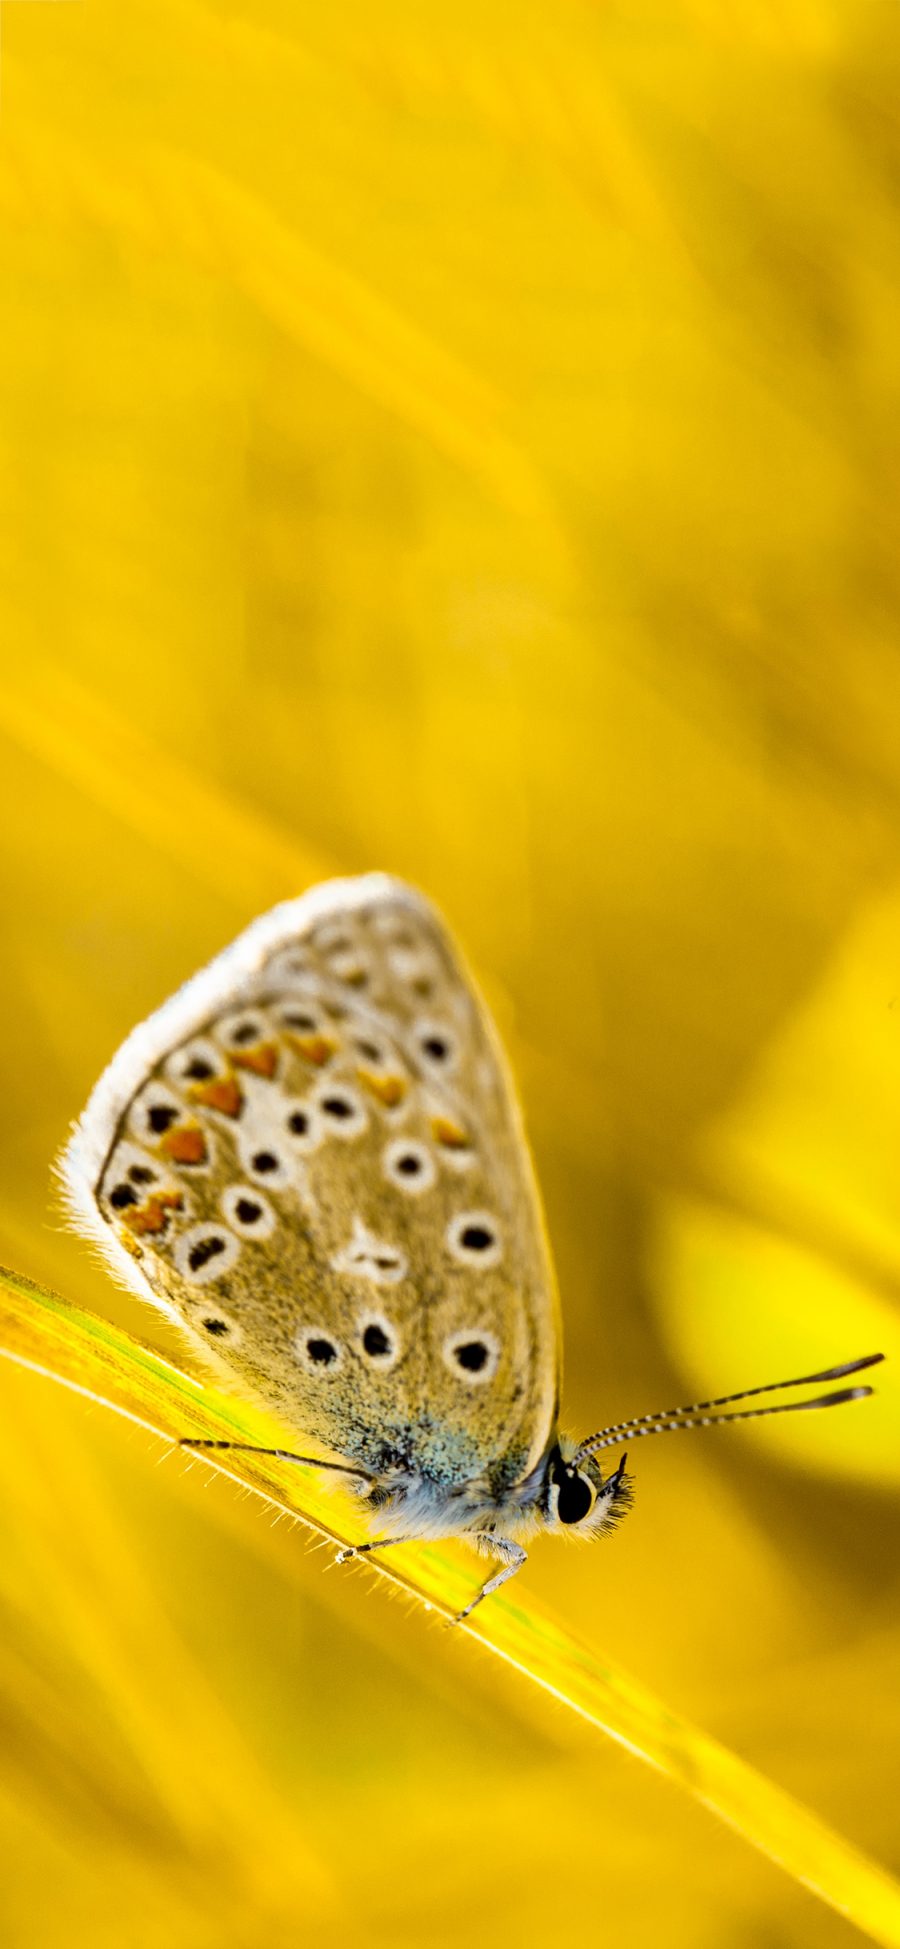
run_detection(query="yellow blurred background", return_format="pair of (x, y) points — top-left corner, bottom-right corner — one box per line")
(1, 2), (899, 1944)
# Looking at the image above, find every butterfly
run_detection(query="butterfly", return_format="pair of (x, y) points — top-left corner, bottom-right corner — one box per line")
(60, 875), (883, 1621)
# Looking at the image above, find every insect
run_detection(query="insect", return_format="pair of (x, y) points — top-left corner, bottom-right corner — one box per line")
(60, 875), (883, 1622)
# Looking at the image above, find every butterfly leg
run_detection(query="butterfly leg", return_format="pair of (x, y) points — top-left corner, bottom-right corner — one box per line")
(453, 1537), (527, 1625)
(334, 1538), (408, 1567)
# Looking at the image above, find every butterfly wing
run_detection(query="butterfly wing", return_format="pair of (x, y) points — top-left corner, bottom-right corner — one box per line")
(61, 876), (561, 1496)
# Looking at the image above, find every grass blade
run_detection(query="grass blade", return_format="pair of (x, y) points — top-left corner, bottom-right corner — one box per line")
(1, 1264), (899, 1946)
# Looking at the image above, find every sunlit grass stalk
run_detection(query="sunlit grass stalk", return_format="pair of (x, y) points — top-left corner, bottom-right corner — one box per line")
(2, 1265), (899, 1948)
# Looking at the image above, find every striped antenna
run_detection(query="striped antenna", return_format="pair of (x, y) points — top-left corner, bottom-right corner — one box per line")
(574, 1353), (884, 1464)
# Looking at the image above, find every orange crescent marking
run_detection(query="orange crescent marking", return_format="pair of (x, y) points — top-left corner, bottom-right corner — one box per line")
(188, 1073), (243, 1118)
(357, 1069), (407, 1108)
(159, 1124), (208, 1166)
(123, 1188), (184, 1236)
(431, 1114), (470, 1150)
(231, 1040), (279, 1079)
(284, 1031), (338, 1066)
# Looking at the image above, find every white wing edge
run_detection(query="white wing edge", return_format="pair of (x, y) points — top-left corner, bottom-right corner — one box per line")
(57, 871), (434, 1318)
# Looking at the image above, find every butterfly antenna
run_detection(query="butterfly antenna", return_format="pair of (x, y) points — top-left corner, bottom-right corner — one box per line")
(574, 1353), (884, 1463)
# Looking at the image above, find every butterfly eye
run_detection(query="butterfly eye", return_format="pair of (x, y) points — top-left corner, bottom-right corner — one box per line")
(552, 1465), (595, 1527)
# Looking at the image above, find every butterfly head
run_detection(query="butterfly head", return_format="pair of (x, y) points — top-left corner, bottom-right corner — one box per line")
(542, 1440), (633, 1538)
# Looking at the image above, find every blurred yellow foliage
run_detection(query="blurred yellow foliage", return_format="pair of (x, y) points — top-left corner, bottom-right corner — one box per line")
(0, 2), (899, 1945)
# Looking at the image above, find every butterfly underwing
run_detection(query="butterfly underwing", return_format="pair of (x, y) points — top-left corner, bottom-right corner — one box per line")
(60, 875), (882, 1620)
